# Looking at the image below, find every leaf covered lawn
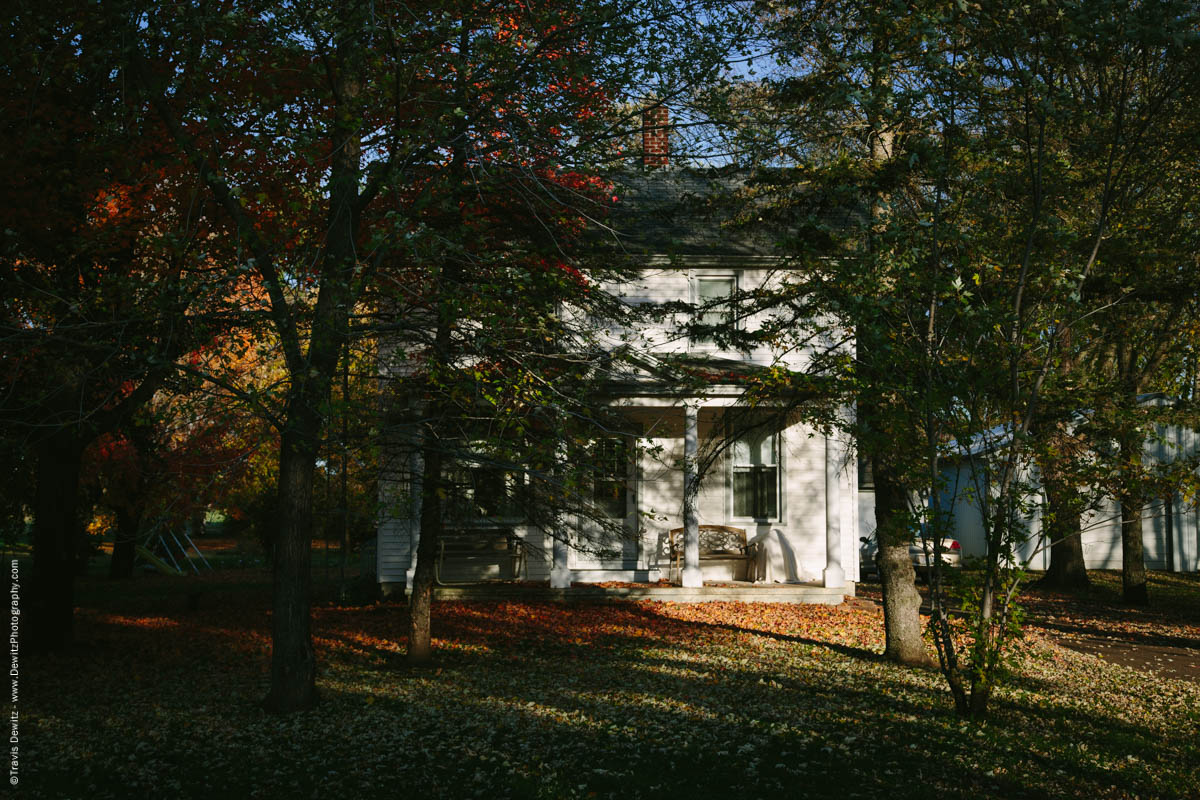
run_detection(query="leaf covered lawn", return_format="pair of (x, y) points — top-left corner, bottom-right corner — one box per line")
(25, 570), (1200, 799)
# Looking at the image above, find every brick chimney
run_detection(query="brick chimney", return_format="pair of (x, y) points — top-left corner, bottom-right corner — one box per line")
(642, 105), (669, 168)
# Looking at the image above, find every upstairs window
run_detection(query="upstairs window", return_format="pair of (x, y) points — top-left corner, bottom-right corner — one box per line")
(732, 429), (778, 519)
(692, 275), (736, 346)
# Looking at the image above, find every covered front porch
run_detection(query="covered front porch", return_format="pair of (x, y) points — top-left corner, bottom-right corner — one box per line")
(539, 395), (859, 594)
(375, 394), (861, 602)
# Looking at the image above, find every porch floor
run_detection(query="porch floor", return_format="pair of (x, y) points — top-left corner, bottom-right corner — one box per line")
(427, 579), (854, 605)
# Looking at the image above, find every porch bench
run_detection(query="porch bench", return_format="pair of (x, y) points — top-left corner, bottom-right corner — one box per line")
(434, 528), (529, 586)
(668, 525), (756, 582)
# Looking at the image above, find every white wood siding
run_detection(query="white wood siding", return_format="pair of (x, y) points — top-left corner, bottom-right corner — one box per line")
(597, 265), (835, 372)
(377, 258), (859, 589)
(631, 409), (845, 584)
(918, 427), (1200, 573)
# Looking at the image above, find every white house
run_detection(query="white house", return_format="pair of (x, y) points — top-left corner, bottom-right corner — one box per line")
(869, 396), (1200, 573)
(374, 111), (861, 599)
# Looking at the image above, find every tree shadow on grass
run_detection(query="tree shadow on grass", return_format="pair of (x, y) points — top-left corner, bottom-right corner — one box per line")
(1029, 617), (1200, 649)
(30, 589), (1196, 800)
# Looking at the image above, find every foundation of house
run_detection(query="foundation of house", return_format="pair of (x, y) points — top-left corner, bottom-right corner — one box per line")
(380, 579), (853, 605)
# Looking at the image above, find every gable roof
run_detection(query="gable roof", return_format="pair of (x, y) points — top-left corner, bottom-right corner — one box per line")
(607, 169), (775, 257)
(604, 167), (863, 260)
(949, 393), (1188, 459)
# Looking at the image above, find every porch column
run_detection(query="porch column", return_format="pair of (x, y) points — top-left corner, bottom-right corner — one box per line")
(551, 535), (571, 588)
(823, 427), (845, 589)
(682, 403), (702, 588)
(551, 440), (571, 588)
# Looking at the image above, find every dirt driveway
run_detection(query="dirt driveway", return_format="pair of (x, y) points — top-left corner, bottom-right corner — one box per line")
(855, 571), (1200, 683)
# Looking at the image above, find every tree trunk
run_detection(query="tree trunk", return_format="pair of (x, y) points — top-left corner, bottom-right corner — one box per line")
(968, 679), (991, 719)
(1119, 493), (1148, 605)
(1036, 324), (1090, 591)
(873, 459), (933, 666)
(1039, 469), (1089, 591)
(1115, 422), (1149, 605)
(259, 28), (362, 711)
(860, 77), (929, 665)
(29, 432), (84, 652)
(261, 426), (319, 712)
(407, 428), (444, 666)
(109, 504), (140, 580)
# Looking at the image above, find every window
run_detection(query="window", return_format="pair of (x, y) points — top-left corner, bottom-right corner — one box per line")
(572, 435), (638, 569)
(692, 275), (736, 345)
(732, 429), (778, 519)
(591, 437), (629, 518)
(470, 467), (523, 518)
(858, 457), (874, 490)
(444, 462), (524, 521)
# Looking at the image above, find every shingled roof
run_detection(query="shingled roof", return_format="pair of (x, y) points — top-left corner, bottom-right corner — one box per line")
(603, 166), (858, 259)
(603, 168), (774, 257)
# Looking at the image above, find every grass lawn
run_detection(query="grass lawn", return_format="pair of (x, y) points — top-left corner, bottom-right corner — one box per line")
(22, 568), (1200, 799)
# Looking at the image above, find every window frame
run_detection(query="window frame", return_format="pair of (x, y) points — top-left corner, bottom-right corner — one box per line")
(689, 270), (738, 349)
(570, 431), (642, 569)
(442, 445), (528, 525)
(590, 436), (631, 520)
(728, 425), (782, 523)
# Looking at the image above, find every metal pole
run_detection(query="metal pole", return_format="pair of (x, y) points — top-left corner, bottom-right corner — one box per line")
(168, 530), (200, 574)
(181, 531), (212, 570)
(158, 531), (183, 574)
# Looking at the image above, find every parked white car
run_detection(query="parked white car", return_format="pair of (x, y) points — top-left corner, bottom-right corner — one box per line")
(860, 534), (962, 578)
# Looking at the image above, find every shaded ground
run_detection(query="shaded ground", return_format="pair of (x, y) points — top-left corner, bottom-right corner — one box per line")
(1022, 572), (1200, 684)
(857, 571), (1200, 683)
(21, 566), (1200, 799)
(1052, 636), (1200, 682)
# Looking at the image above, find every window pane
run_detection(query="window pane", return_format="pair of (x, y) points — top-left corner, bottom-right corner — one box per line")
(733, 469), (754, 517)
(732, 437), (750, 465)
(733, 430), (775, 466)
(472, 468), (522, 518)
(697, 276), (734, 302)
(473, 468), (504, 516)
(753, 432), (776, 465)
(695, 277), (734, 341)
(858, 458), (874, 490)
(594, 479), (627, 518)
(759, 466), (778, 517)
(733, 465), (778, 518)
(442, 467), (471, 521)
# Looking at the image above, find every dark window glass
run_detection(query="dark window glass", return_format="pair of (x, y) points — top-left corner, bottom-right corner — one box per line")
(472, 468), (522, 518)
(592, 438), (628, 518)
(858, 457), (874, 490)
(445, 464), (523, 520)
(733, 430), (777, 518)
(693, 276), (735, 344)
